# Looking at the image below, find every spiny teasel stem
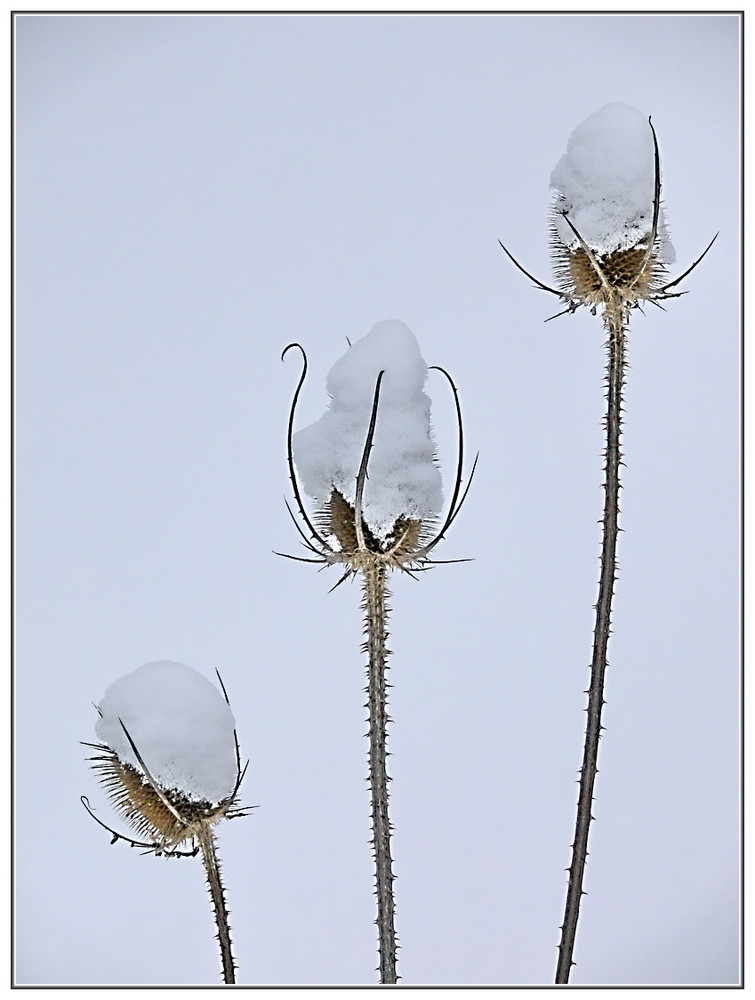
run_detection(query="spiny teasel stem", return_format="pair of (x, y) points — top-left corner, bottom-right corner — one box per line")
(556, 299), (626, 984)
(197, 823), (236, 984)
(362, 559), (398, 984)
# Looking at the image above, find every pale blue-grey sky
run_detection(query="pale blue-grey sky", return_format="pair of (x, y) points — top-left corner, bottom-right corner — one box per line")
(14, 12), (740, 986)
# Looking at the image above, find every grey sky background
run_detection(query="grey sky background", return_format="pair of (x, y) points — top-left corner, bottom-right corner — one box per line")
(14, 13), (740, 987)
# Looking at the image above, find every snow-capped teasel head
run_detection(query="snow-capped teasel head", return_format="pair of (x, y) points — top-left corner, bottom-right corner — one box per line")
(294, 321), (442, 541)
(85, 660), (248, 853)
(549, 102), (678, 311)
(280, 320), (477, 583)
(498, 105), (717, 320)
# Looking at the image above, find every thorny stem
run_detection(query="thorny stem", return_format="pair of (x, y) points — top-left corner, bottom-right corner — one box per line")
(197, 823), (237, 985)
(555, 298), (626, 984)
(362, 559), (398, 984)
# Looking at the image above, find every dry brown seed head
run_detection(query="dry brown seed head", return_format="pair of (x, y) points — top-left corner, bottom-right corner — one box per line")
(319, 488), (428, 568)
(550, 218), (667, 311)
(91, 748), (233, 850)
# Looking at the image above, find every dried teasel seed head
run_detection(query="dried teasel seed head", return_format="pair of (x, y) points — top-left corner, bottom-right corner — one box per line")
(321, 487), (429, 561)
(550, 234), (667, 309)
(91, 750), (234, 848)
(549, 103), (676, 311)
(89, 661), (243, 850)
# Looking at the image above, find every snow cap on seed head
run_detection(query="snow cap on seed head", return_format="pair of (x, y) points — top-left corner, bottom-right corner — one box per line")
(95, 660), (238, 806)
(293, 320), (443, 542)
(550, 102), (675, 264)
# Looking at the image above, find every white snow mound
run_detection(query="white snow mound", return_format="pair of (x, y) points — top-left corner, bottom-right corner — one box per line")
(293, 320), (443, 540)
(95, 660), (238, 804)
(550, 103), (675, 263)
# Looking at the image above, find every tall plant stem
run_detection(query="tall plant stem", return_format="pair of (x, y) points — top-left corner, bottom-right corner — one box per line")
(556, 301), (626, 984)
(197, 822), (236, 984)
(362, 558), (398, 984)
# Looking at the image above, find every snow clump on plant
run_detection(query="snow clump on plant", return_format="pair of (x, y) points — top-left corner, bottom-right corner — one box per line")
(293, 320), (443, 542)
(550, 102), (675, 263)
(95, 660), (238, 805)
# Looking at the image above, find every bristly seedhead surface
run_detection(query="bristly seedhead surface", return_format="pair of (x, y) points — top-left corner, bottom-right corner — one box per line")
(90, 747), (236, 848)
(323, 487), (429, 566)
(551, 236), (666, 310)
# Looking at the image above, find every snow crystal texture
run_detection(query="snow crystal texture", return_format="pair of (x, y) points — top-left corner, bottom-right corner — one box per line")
(293, 320), (443, 540)
(95, 661), (238, 804)
(550, 103), (675, 263)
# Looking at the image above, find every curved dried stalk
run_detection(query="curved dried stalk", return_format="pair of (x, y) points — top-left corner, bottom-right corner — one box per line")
(280, 343), (334, 558)
(417, 366), (479, 559)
